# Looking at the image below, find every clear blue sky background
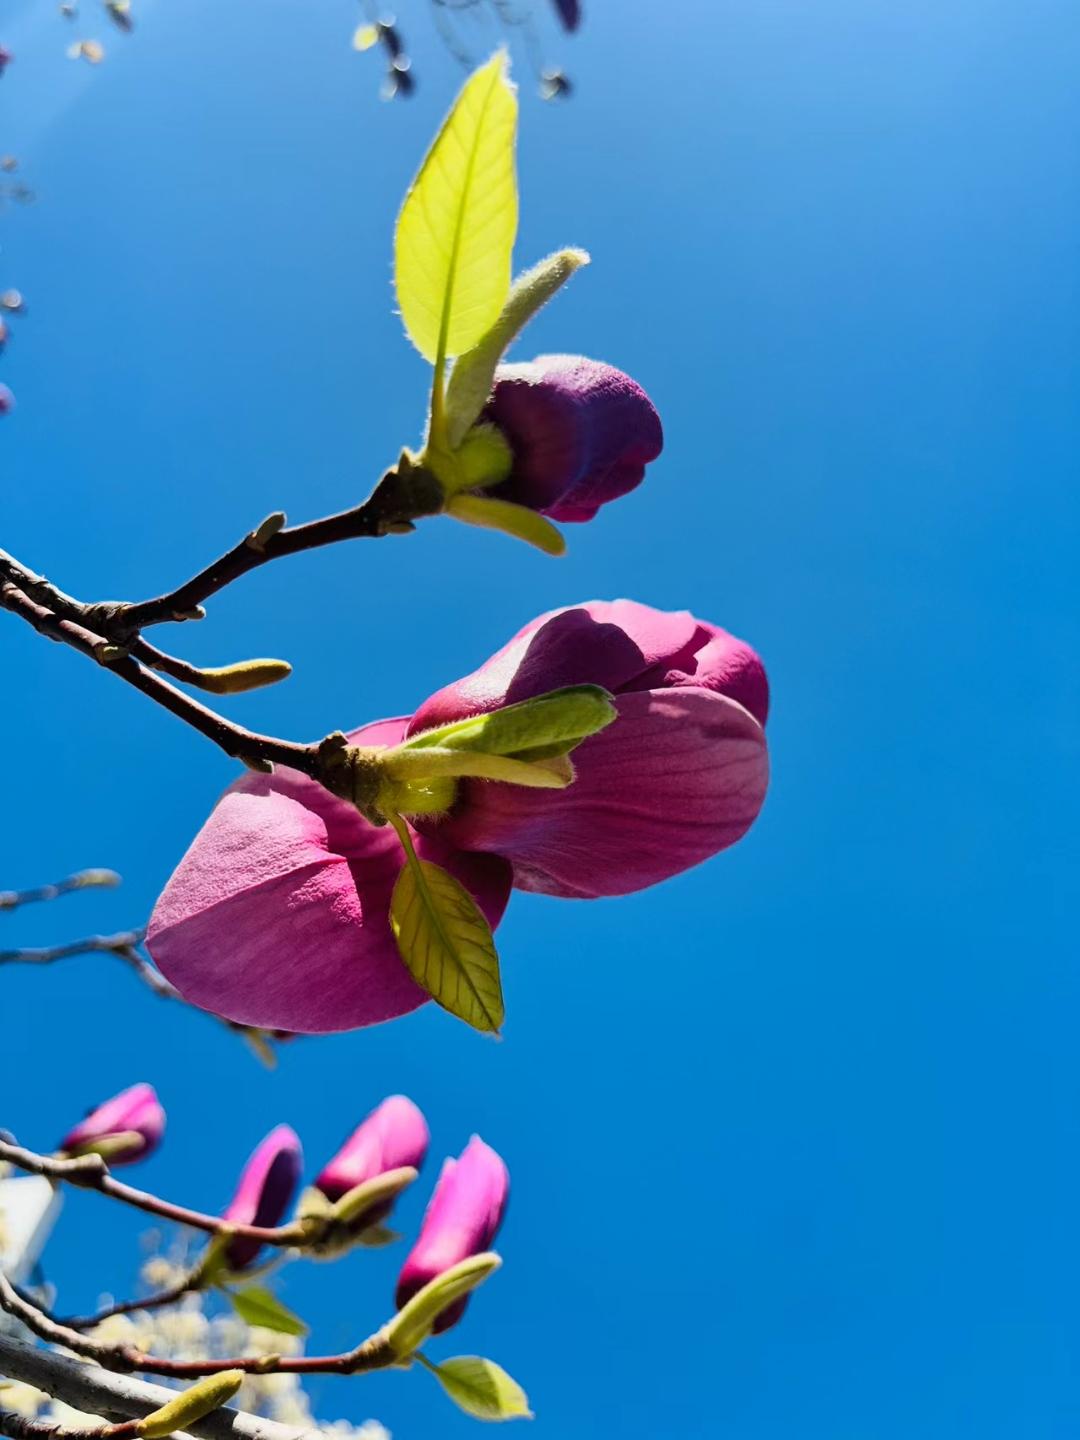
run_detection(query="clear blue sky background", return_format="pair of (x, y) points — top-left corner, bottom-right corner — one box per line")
(2, 1), (1078, 1435)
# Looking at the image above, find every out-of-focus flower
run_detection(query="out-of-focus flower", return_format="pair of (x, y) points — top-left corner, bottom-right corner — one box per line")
(0, 47), (12, 76)
(67, 39), (104, 63)
(482, 355), (662, 522)
(221, 1125), (302, 1272)
(314, 1096), (429, 1225)
(409, 599), (769, 898)
(0, 384), (13, 415)
(57, 1083), (165, 1165)
(0, 290), (24, 313)
(147, 718), (512, 1035)
(395, 1136), (508, 1334)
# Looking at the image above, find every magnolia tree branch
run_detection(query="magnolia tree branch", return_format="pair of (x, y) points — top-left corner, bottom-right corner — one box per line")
(0, 463), (442, 786)
(0, 1141), (311, 1251)
(0, 1276), (394, 1382)
(0, 1332), (324, 1440)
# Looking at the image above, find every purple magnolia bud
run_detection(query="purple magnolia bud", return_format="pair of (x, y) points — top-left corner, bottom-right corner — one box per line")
(482, 355), (662, 522)
(0, 383), (14, 415)
(146, 716), (512, 1035)
(408, 600), (769, 898)
(315, 1096), (430, 1225)
(395, 1136), (508, 1334)
(222, 1124), (303, 1271)
(550, 0), (581, 32)
(58, 1083), (165, 1166)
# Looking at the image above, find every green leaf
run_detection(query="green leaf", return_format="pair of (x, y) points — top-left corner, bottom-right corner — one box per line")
(444, 492), (565, 555)
(226, 1285), (309, 1337)
(445, 248), (590, 447)
(395, 53), (518, 372)
(383, 746), (574, 789)
(137, 1372), (245, 1439)
(330, 1166), (418, 1226)
(402, 684), (617, 761)
(421, 1354), (533, 1422)
(389, 848), (505, 1033)
(383, 1253), (501, 1358)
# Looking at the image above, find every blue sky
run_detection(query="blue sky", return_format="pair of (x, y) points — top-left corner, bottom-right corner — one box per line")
(2, 0), (1078, 1436)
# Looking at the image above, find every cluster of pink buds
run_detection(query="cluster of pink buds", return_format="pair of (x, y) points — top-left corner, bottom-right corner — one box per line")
(57, 1086), (509, 1334)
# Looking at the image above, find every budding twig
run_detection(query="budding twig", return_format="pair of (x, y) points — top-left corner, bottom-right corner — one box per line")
(0, 869), (120, 913)
(0, 1139), (313, 1250)
(0, 1274), (394, 1381)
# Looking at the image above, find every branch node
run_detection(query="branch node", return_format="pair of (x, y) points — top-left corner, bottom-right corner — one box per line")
(245, 513), (287, 552)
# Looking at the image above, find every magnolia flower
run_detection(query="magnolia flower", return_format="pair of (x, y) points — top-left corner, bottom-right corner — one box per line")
(58, 1083), (165, 1166)
(395, 1136), (508, 1333)
(314, 1095), (429, 1227)
(483, 356), (662, 521)
(146, 718), (512, 1034)
(408, 599), (769, 898)
(222, 1124), (303, 1271)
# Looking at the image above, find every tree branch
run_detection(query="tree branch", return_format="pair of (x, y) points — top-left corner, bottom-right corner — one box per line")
(0, 871), (120, 914)
(0, 1332), (325, 1440)
(0, 1141), (314, 1251)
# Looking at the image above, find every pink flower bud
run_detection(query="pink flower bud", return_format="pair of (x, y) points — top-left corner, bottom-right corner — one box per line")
(221, 1124), (303, 1271)
(58, 1083), (165, 1166)
(315, 1096), (429, 1224)
(146, 717), (512, 1034)
(395, 1136), (508, 1334)
(483, 355), (662, 522)
(408, 599), (769, 898)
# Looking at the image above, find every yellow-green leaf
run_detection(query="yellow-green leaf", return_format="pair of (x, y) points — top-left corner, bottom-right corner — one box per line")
(383, 1253), (502, 1358)
(445, 247), (590, 446)
(400, 684), (616, 760)
(395, 53), (518, 370)
(390, 854), (504, 1033)
(422, 1354), (533, 1422)
(444, 492), (565, 555)
(226, 1285), (308, 1337)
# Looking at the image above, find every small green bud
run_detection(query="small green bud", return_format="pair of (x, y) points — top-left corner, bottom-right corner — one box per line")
(136, 1370), (244, 1438)
(188, 658), (293, 695)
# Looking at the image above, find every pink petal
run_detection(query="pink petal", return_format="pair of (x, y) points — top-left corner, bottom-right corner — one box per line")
(147, 718), (512, 1033)
(417, 687), (769, 898)
(315, 1095), (430, 1202)
(222, 1123), (303, 1270)
(59, 1083), (166, 1165)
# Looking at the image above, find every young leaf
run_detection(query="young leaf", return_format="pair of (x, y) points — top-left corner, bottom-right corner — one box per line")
(383, 746), (573, 789)
(402, 684), (616, 761)
(395, 53), (518, 372)
(226, 1285), (309, 1337)
(421, 1354), (533, 1422)
(444, 492), (565, 555)
(445, 247), (590, 446)
(330, 1166), (418, 1226)
(390, 852), (505, 1033)
(384, 1253), (501, 1358)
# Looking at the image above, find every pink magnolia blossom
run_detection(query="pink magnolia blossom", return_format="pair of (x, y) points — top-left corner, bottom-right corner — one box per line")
(58, 1083), (165, 1166)
(409, 599), (769, 898)
(315, 1095), (429, 1228)
(396, 1136), (509, 1333)
(222, 1124), (303, 1271)
(146, 718), (512, 1034)
(484, 356), (662, 522)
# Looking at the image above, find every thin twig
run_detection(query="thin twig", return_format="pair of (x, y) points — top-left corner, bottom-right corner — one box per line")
(0, 1140), (314, 1250)
(0, 871), (120, 913)
(0, 1408), (141, 1440)
(0, 1275), (393, 1381)
(0, 932), (145, 966)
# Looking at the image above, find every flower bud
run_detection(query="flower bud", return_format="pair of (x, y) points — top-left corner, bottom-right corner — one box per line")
(395, 1136), (508, 1334)
(482, 355), (662, 522)
(314, 1096), (429, 1232)
(58, 1083), (165, 1166)
(221, 1124), (302, 1271)
(147, 717), (511, 1034)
